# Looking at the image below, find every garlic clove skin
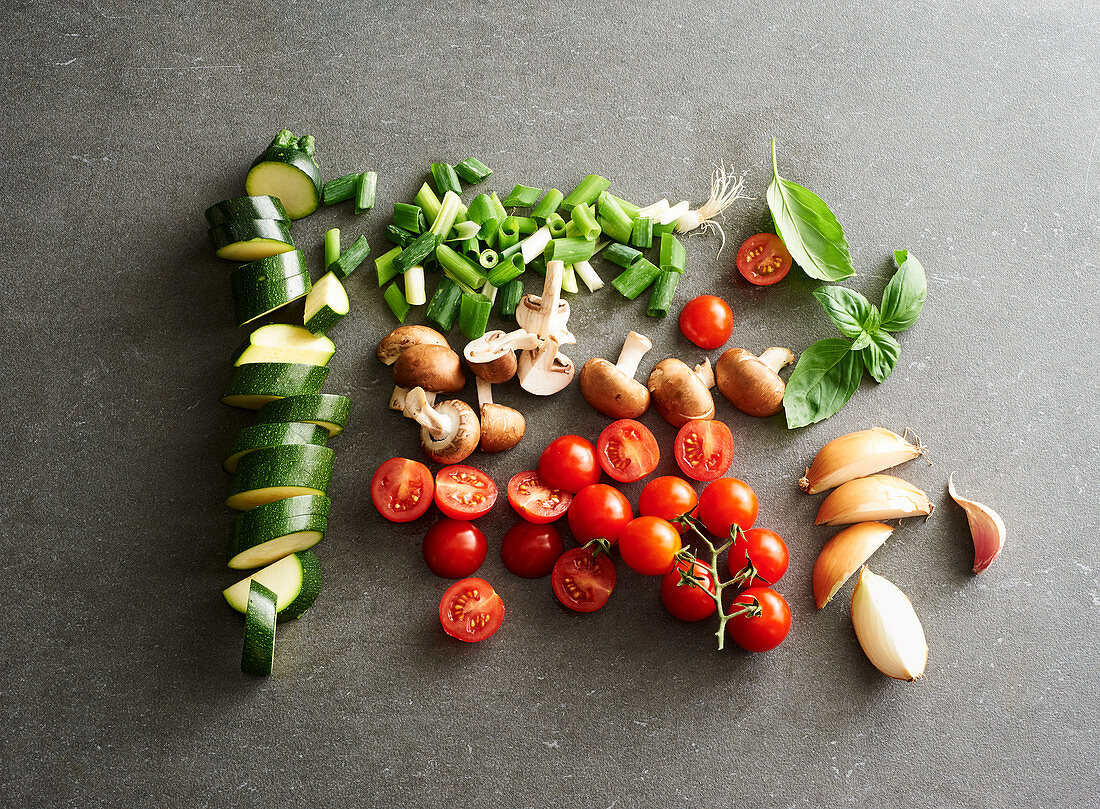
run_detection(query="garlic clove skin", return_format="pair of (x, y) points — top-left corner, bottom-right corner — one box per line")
(948, 472), (1006, 574)
(812, 522), (894, 609)
(850, 567), (928, 681)
(800, 428), (924, 494)
(814, 474), (933, 526)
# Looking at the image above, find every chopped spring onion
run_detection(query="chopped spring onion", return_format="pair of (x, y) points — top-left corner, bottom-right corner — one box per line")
(657, 200), (690, 226)
(430, 191), (463, 238)
(561, 264), (578, 294)
(435, 243), (487, 290)
(448, 220), (482, 242)
(324, 228), (340, 270)
(355, 171), (377, 214)
(322, 173), (360, 206)
(375, 246), (402, 287)
(458, 292), (493, 339)
(573, 259), (603, 292)
(610, 194), (640, 219)
(499, 278), (523, 320)
(659, 233), (686, 273)
(531, 188), (564, 221)
(386, 225), (416, 248)
(631, 216), (653, 249)
(479, 248), (500, 270)
(394, 231), (438, 274)
(570, 203), (601, 240)
(499, 241), (523, 261)
(528, 257), (547, 275)
(384, 282), (411, 322)
(426, 277), (462, 331)
(546, 213), (568, 238)
(562, 174), (611, 212)
(612, 258), (662, 300)
(513, 216), (537, 235)
(520, 226), (553, 264)
(486, 253), (524, 286)
(603, 242), (643, 268)
(415, 183), (442, 225)
(393, 202), (425, 233)
(482, 279), (498, 305)
(652, 220), (679, 237)
(489, 192), (508, 223)
(431, 163), (462, 196)
(453, 157), (492, 184)
(404, 265), (427, 306)
(466, 194), (495, 224)
(331, 235), (370, 280)
(503, 184), (542, 207)
(546, 237), (597, 264)
(498, 217), (521, 250)
(638, 199), (671, 219)
(597, 191), (633, 243)
(646, 269), (680, 317)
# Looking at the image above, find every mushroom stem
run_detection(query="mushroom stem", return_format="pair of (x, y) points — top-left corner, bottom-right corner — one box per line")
(403, 387), (454, 442)
(694, 358), (716, 389)
(539, 260), (564, 332)
(476, 375), (493, 409)
(614, 331), (653, 378)
(497, 328), (541, 353)
(758, 347), (796, 374)
(389, 385), (437, 412)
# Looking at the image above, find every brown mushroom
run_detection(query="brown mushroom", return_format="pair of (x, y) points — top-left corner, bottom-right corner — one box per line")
(402, 387), (480, 464)
(578, 331), (653, 418)
(715, 347), (795, 417)
(377, 325), (449, 411)
(647, 357), (716, 427)
(464, 328), (540, 383)
(393, 344), (465, 394)
(476, 377), (525, 453)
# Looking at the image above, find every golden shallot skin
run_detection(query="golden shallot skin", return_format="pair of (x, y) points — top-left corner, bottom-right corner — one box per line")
(812, 522), (894, 609)
(814, 475), (933, 526)
(850, 567), (928, 681)
(948, 472), (1006, 574)
(800, 428), (924, 494)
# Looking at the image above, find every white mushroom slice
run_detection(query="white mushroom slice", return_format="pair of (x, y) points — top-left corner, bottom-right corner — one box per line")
(518, 335), (575, 396)
(389, 386), (436, 412)
(464, 328), (541, 364)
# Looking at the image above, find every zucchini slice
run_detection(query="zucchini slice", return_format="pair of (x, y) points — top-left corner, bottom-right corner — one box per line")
(223, 550), (322, 619)
(231, 493), (331, 526)
(205, 195), (288, 226)
(208, 219), (295, 261)
(242, 580), (277, 676)
(245, 130), (323, 219)
(303, 272), (349, 335)
(227, 512), (326, 569)
(225, 443), (335, 510)
(221, 362), (329, 410)
(254, 394), (351, 437)
(222, 421), (328, 473)
(232, 323), (335, 367)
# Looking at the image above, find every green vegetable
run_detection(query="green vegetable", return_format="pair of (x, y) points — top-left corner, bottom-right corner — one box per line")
(430, 191), (463, 238)
(375, 246), (402, 287)
(596, 191), (632, 243)
(230, 251), (311, 327)
(232, 323), (335, 367)
(246, 130), (322, 219)
(453, 157), (492, 184)
(783, 339), (864, 429)
(431, 163), (462, 196)
(330, 235), (370, 280)
(498, 278), (523, 320)
(386, 225), (416, 248)
(562, 174), (610, 211)
(394, 231), (438, 273)
(221, 363), (329, 410)
(255, 394), (351, 437)
(324, 228), (340, 269)
(458, 292), (493, 339)
(646, 270), (680, 317)
(545, 212), (568, 238)
(879, 250), (927, 332)
(426, 277), (462, 331)
(478, 248), (500, 270)
(631, 216), (653, 248)
(223, 421), (328, 474)
(546, 237), (596, 264)
(612, 258), (662, 300)
(414, 182), (442, 224)
(241, 580), (277, 676)
(393, 202), (424, 233)
(609, 194), (640, 219)
(205, 195), (288, 225)
(512, 216), (537, 235)
(228, 512), (326, 571)
(208, 219), (294, 261)
(322, 173), (360, 206)
(497, 217), (520, 250)
(436, 243), (486, 290)
(659, 233), (686, 273)
(603, 242), (642, 268)
(354, 171), (377, 213)
(225, 443), (336, 511)
(487, 254), (523, 286)
(224, 551), (322, 620)
(503, 184), (542, 207)
(303, 272), (349, 335)
(530, 189), (563, 221)
(383, 282), (411, 322)
(570, 203), (601, 240)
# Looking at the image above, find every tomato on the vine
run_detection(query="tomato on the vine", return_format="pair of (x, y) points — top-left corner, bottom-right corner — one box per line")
(638, 476), (698, 530)
(506, 471), (572, 524)
(618, 516), (682, 576)
(568, 483), (633, 544)
(500, 521), (564, 578)
(726, 586), (790, 652)
(551, 545), (617, 612)
(596, 419), (660, 483)
(660, 557), (717, 621)
(421, 519), (487, 578)
(370, 457), (434, 523)
(674, 420), (734, 482)
(735, 233), (792, 286)
(538, 435), (601, 493)
(728, 528), (789, 588)
(697, 477), (758, 539)
(679, 295), (733, 350)
(439, 577), (504, 642)
(434, 465), (497, 520)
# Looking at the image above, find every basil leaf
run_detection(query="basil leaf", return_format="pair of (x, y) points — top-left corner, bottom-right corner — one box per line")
(879, 250), (927, 332)
(766, 141), (856, 281)
(784, 338), (865, 428)
(861, 331), (901, 382)
(813, 286), (879, 340)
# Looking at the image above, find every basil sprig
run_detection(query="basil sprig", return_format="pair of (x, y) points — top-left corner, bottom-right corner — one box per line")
(785, 251), (927, 428)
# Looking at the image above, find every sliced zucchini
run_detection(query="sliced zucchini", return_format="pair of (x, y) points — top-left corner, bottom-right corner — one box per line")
(242, 580), (277, 676)
(221, 362), (329, 410)
(303, 272), (349, 335)
(223, 550), (323, 620)
(205, 195), (288, 226)
(232, 323), (335, 367)
(245, 130), (322, 219)
(209, 219), (294, 261)
(222, 421), (328, 473)
(225, 443), (335, 510)
(230, 494), (331, 527)
(227, 512), (326, 569)
(254, 393), (352, 437)
(230, 250), (312, 326)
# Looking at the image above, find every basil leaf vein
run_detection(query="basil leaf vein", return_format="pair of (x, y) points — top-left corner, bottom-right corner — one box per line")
(812, 286), (879, 340)
(861, 331), (901, 382)
(879, 249), (927, 332)
(784, 338), (865, 429)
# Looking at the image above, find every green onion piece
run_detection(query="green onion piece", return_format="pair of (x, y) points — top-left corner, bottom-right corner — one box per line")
(531, 188), (564, 221)
(520, 226), (553, 264)
(498, 278), (524, 320)
(570, 203), (601, 240)
(393, 202), (424, 234)
(385, 225), (416, 248)
(652, 219), (679, 237)
(646, 269), (680, 317)
(458, 292), (493, 339)
(431, 163), (462, 196)
(383, 282), (411, 323)
(375, 246), (402, 287)
(499, 241), (523, 261)
(466, 194), (495, 225)
(512, 216), (537, 235)
(502, 184), (542, 207)
(354, 171), (377, 214)
(404, 265), (427, 305)
(603, 242), (643, 268)
(597, 191), (633, 243)
(426, 277), (462, 331)
(498, 217), (521, 250)
(322, 173), (359, 206)
(562, 174), (611, 212)
(546, 237), (597, 264)
(436, 243), (487, 290)
(489, 192), (507, 222)
(394, 231), (438, 274)
(573, 259), (603, 292)
(415, 183), (442, 225)
(448, 220), (482, 242)
(430, 191), (463, 239)
(659, 233), (686, 273)
(324, 228), (340, 270)
(453, 157), (492, 184)
(612, 258), (662, 300)
(528, 257), (547, 276)
(478, 248), (500, 270)
(546, 213), (568, 238)
(610, 194), (640, 219)
(561, 264), (578, 294)
(597, 214), (631, 244)
(631, 216), (653, 249)
(486, 253), (524, 286)
(331, 235), (370, 279)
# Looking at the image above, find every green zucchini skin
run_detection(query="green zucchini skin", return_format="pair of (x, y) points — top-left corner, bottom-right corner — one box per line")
(242, 580), (277, 676)
(230, 494), (331, 528)
(226, 512), (326, 569)
(246, 132), (323, 220)
(230, 258), (311, 327)
(303, 272), (349, 335)
(278, 550), (322, 620)
(221, 362), (329, 410)
(205, 195), (289, 226)
(208, 219), (295, 260)
(225, 444), (336, 511)
(254, 394), (351, 436)
(222, 421), (329, 473)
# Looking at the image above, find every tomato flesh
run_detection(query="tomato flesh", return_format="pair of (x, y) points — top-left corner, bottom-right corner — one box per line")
(422, 519), (487, 578)
(661, 558), (717, 621)
(506, 471), (572, 524)
(727, 586), (790, 652)
(500, 522), (564, 578)
(674, 420), (734, 482)
(434, 464), (498, 520)
(596, 419), (660, 483)
(736, 233), (792, 286)
(638, 476), (698, 531)
(538, 435), (601, 493)
(697, 477), (758, 540)
(370, 457), (434, 523)
(439, 577), (505, 642)
(729, 528), (789, 588)
(679, 295), (733, 350)
(551, 546), (617, 612)
(618, 516), (682, 576)
(567, 484), (633, 545)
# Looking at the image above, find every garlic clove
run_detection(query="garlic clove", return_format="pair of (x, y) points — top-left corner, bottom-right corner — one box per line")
(850, 567), (928, 681)
(814, 474), (933, 526)
(948, 472), (1006, 574)
(800, 428), (925, 494)
(812, 522), (894, 609)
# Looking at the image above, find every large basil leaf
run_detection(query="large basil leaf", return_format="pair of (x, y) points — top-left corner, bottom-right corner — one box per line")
(813, 286), (879, 341)
(766, 141), (856, 282)
(861, 331), (901, 382)
(879, 250), (927, 332)
(784, 338), (865, 428)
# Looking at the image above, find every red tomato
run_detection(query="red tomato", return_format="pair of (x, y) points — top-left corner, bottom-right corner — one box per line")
(679, 295), (734, 349)
(551, 546), (617, 612)
(422, 519), (487, 578)
(500, 521), (564, 578)
(506, 471), (572, 524)
(596, 419), (660, 483)
(538, 435), (601, 493)
(660, 557), (717, 621)
(674, 420), (734, 482)
(697, 478), (758, 539)
(726, 586), (791, 652)
(638, 476), (699, 531)
(439, 577), (504, 642)
(370, 457), (434, 522)
(728, 528), (789, 588)
(434, 465), (497, 520)
(568, 484), (633, 545)
(736, 233), (792, 286)
(618, 516), (683, 576)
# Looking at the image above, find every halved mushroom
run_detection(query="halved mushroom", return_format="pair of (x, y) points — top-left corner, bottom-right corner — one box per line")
(393, 344), (466, 395)
(579, 331), (653, 418)
(715, 347), (796, 417)
(647, 357), (716, 427)
(476, 376), (525, 452)
(464, 328), (541, 384)
(518, 335), (575, 395)
(402, 386), (480, 464)
(515, 297), (575, 346)
(377, 325), (449, 411)
(517, 261), (576, 396)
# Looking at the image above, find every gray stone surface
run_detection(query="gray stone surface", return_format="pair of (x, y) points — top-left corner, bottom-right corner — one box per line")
(1, 0), (1097, 806)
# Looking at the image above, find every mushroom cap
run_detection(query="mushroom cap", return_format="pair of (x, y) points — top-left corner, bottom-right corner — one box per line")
(376, 325), (448, 366)
(715, 348), (787, 417)
(579, 357), (650, 419)
(647, 358), (715, 427)
(420, 399), (480, 464)
(393, 344), (465, 392)
(479, 402), (525, 453)
(466, 352), (518, 384)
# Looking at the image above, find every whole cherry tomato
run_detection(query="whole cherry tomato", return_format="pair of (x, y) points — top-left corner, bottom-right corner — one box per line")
(660, 557), (717, 621)
(728, 528), (789, 588)
(726, 586), (791, 652)
(618, 516), (682, 576)
(538, 435), (601, 493)
(679, 295), (733, 349)
(568, 483), (633, 544)
(697, 478), (758, 540)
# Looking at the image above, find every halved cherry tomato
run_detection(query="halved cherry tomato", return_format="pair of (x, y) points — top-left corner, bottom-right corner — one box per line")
(674, 420), (734, 482)
(568, 484), (633, 545)
(422, 519), (487, 578)
(617, 516), (682, 576)
(679, 295), (734, 350)
(660, 558), (717, 621)
(434, 465), (498, 520)
(697, 477), (758, 539)
(596, 419), (659, 483)
(506, 471), (572, 524)
(538, 435), (601, 493)
(726, 586), (790, 652)
(500, 521), (564, 578)
(638, 476), (698, 531)
(439, 577), (505, 642)
(728, 528), (789, 588)
(736, 233), (792, 286)
(551, 545), (617, 612)
(370, 457), (434, 522)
